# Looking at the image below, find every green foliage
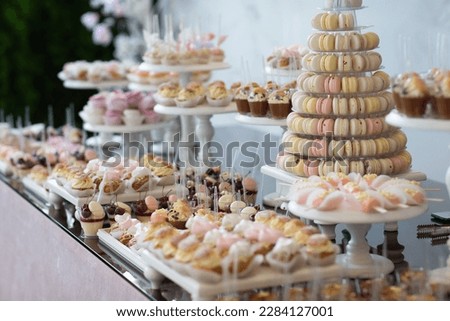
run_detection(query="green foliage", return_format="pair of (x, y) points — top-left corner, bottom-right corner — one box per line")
(0, 0), (113, 127)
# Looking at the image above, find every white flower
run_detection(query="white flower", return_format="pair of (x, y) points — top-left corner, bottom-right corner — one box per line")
(92, 23), (113, 46)
(81, 12), (100, 30)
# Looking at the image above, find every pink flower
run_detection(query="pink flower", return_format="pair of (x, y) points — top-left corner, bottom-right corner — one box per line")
(81, 12), (99, 30)
(93, 23), (112, 46)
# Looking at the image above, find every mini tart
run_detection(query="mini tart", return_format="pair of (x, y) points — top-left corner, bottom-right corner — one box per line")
(67, 174), (95, 197)
(100, 179), (124, 194)
(304, 234), (337, 266)
(190, 245), (223, 274)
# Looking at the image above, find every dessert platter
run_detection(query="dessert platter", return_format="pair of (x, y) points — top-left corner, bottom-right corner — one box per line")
(45, 178), (180, 209)
(98, 206), (345, 300)
(98, 228), (343, 300)
(287, 172), (429, 277)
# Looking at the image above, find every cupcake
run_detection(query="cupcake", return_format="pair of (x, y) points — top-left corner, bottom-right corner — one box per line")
(234, 85), (252, 114)
(248, 87), (269, 117)
(210, 47), (225, 62)
(399, 74), (430, 117)
(432, 75), (450, 119)
(304, 234), (337, 266)
(155, 82), (180, 106)
(268, 90), (291, 119)
(122, 109), (145, 126)
(175, 88), (199, 108)
(161, 50), (179, 66)
(78, 201), (106, 238)
(206, 83), (233, 107)
(103, 109), (123, 125)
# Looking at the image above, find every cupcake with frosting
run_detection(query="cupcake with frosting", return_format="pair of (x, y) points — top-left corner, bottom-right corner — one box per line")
(234, 85), (252, 114)
(175, 88), (200, 108)
(248, 87), (269, 117)
(268, 90), (291, 119)
(155, 81), (180, 106)
(432, 75), (450, 119)
(206, 83), (233, 107)
(396, 74), (430, 117)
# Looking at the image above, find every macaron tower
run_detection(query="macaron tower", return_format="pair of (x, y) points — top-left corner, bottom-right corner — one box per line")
(278, 0), (412, 177)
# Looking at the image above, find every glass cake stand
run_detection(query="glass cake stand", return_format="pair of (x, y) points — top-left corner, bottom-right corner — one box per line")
(288, 201), (428, 278)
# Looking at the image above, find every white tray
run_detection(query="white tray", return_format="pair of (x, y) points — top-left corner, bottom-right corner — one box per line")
(127, 82), (159, 92)
(288, 201), (428, 225)
(265, 66), (302, 78)
(45, 178), (181, 207)
(80, 112), (174, 133)
(154, 102), (237, 116)
(97, 228), (344, 300)
(22, 176), (49, 203)
(0, 161), (13, 177)
(386, 110), (450, 132)
(235, 114), (287, 127)
(98, 229), (148, 273)
(139, 62), (230, 73)
(58, 72), (128, 90)
(261, 165), (428, 185)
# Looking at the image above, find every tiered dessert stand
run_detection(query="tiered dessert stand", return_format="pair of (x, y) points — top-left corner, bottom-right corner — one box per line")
(139, 61), (236, 166)
(288, 201), (428, 278)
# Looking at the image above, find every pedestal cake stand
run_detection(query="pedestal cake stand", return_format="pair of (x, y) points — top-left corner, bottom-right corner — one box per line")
(288, 201), (428, 278)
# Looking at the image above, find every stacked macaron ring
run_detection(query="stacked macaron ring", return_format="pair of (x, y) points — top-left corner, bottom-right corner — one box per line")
(278, 0), (412, 177)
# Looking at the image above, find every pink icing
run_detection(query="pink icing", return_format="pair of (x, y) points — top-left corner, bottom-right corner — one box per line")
(258, 227), (283, 244)
(107, 92), (128, 111)
(125, 91), (143, 107)
(216, 233), (242, 252)
(190, 217), (218, 237)
(138, 94), (156, 111)
(104, 169), (122, 181)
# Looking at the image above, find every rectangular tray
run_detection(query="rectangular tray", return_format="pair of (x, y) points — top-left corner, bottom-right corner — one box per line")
(45, 178), (180, 207)
(97, 228), (344, 300)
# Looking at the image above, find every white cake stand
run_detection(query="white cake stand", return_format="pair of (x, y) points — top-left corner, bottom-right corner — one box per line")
(58, 72), (128, 90)
(139, 62), (230, 86)
(155, 103), (237, 167)
(127, 82), (159, 92)
(236, 114), (287, 207)
(386, 110), (450, 200)
(288, 201), (428, 278)
(81, 113), (176, 158)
